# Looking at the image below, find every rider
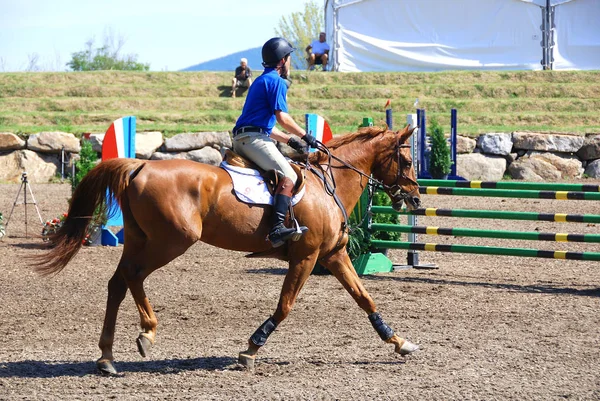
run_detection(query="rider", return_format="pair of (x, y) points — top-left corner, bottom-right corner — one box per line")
(232, 37), (318, 248)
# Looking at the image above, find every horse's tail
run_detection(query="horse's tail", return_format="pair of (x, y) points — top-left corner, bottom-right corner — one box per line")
(34, 158), (145, 276)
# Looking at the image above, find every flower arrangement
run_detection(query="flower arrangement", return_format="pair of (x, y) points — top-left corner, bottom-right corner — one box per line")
(41, 212), (100, 246)
(41, 213), (68, 239)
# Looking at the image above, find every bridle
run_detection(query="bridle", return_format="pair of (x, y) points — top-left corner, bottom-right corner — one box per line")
(383, 137), (420, 204)
(310, 137), (419, 205)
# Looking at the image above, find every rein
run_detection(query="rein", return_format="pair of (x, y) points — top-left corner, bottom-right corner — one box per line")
(312, 139), (418, 202)
(299, 138), (417, 261)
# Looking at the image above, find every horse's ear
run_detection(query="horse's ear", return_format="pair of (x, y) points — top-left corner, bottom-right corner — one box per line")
(397, 124), (417, 143)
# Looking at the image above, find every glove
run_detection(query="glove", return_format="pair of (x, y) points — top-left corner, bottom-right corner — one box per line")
(302, 133), (318, 148)
(287, 136), (307, 154)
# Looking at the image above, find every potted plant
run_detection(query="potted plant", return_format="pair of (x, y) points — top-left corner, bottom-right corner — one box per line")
(428, 118), (452, 179)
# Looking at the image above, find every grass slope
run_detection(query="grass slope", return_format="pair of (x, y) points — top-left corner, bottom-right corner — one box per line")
(0, 70), (599, 137)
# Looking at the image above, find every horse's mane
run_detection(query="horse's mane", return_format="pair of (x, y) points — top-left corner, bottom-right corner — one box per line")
(306, 126), (388, 164)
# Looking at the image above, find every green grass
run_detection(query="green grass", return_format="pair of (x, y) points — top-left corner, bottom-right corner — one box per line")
(1, 70), (599, 137)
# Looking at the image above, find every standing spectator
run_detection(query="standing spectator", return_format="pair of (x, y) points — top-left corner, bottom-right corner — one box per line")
(231, 58), (252, 98)
(305, 32), (330, 71)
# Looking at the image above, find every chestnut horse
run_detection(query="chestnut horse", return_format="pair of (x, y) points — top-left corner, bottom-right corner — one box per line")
(36, 125), (421, 374)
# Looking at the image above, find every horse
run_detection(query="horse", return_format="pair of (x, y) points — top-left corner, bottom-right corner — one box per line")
(35, 125), (421, 374)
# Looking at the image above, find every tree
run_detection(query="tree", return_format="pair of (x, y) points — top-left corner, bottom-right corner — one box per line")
(67, 30), (150, 71)
(275, 1), (324, 70)
(25, 53), (41, 72)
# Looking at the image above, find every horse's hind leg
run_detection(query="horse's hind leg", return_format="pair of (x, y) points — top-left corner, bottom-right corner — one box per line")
(239, 254), (318, 370)
(321, 249), (419, 357)
(96, 263), (129, 375)
(127, 241), (194, 345)
(96, 238), (195, 375)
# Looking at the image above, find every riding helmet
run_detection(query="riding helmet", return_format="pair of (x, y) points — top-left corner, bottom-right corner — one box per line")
(261, 37), (295, 67)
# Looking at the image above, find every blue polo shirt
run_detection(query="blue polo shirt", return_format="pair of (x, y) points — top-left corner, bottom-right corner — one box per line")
(234, 68), (288, 136)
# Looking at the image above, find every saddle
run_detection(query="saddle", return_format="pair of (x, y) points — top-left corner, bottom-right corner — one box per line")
(223, 149), (306, 195)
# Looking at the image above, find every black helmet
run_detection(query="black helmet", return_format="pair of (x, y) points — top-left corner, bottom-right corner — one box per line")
(261, 37), (295, 67)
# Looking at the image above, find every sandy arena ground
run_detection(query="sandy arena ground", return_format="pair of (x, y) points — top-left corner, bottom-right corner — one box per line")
(0, 182), (599, 400)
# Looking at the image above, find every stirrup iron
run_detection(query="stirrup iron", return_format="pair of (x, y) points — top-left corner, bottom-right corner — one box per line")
(291, 218), (309, 241)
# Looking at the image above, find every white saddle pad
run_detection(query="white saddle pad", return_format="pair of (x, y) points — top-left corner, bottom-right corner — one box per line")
(220, 161), (305, 206)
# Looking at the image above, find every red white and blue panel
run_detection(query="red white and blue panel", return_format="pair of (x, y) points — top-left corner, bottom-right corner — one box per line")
(305, 113), (333, 152)
(102, 116), (136, 161)
(100, 116), (136, 240)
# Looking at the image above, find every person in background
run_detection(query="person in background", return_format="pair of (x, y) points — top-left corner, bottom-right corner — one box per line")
(231, 58), (252, 98)
(305, 32), (330, 71)
(231, 37), (318, 247)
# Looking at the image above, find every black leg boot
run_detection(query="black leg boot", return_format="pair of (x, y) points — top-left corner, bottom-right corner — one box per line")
(268, 177), (306, 247)
(268, 193), (298, 247)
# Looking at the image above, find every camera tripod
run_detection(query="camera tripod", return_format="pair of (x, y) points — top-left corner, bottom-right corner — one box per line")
(4, 172), (44, 238)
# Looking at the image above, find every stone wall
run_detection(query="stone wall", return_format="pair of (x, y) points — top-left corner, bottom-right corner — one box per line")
(1, 131), (599, 183)
(455, 132), (600, 181)
(0, 131), (232, 183)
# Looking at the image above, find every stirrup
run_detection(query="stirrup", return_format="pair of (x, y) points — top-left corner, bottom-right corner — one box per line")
(290, 218), (309, 242)
(268, 220), (308, 247)
(268, 226), (296, 248)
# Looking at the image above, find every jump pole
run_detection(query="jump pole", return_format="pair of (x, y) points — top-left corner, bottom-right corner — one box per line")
(420, 186), (600, 200)
(419, 179), (600, 192)
(368, 178), (600, 268)
(371, 223), (600, 243)
(375, 206), (600, 224)
(372, 241), (600, 262)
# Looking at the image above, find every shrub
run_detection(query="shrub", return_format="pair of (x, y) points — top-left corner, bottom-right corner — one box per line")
(428, 118), (452, 178)
(346, 226), (369, 261)
(346, 189), (402, 261)
(71, 140), (98, 189)
(371, 191), (402, 243)
(68, 140), (107, 231)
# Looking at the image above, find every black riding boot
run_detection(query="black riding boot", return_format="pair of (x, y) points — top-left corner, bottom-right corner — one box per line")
(268, 194), (297, 247)
(268, 177), (306, 247)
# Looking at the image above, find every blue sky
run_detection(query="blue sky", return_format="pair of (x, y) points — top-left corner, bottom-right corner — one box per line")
(0, 0), (310, 72)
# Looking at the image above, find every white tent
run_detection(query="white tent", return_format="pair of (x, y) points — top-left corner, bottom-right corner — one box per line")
(324, 0), (600, 72)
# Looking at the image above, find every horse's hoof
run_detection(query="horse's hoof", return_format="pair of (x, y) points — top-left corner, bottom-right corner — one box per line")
(399, 340), (419, 356)
(136, 335), (152, 358)
(238, 352), (256, 370)
(96, 358), (117, 375)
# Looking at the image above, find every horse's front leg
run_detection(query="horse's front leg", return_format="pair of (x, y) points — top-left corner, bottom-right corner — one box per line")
(239, 253), (317, 370)
(321, 249), (419, 357)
